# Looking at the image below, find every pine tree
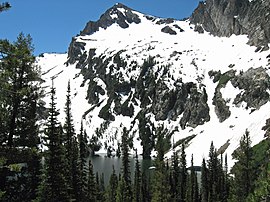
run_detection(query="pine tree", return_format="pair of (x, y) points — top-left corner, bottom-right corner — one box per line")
(88, 160), (97, 202)
(106, 166), (118, 202)
(151, 128), (171, 202)
(117, 127), (132, 201)
(186, 154), (199, 202)
(207, 141), (221, 202)
(133, 150), (142, 202)
(0, 2), (10, 12)
(41, 84), (70, 202)
(201, 158), (209, 202)
(179, 143), (188, 202)
(171, 149), (180, 201)
(0, 34), (40, 147)
(70, 137), (81, 201)
(63, 81), (78, 199)
(231, 130), (254, 202)
(78, 121), (89, 201)
(0, 33), (41, 201)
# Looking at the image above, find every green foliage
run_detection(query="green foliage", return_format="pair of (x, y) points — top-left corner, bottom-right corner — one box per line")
(0, 2), (10, 12)
(106, 166), (118, 202)
(39, 86), (70, 202)
(231, 130), (254, 201)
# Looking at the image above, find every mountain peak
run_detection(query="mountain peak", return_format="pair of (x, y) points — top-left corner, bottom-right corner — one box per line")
(81, 3), (141, 36)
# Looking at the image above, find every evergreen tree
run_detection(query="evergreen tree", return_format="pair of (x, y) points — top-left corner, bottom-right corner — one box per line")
(117, 127), (132, 201)
(0, 34), (40, 147)
(186, 155), (199, 202)
(78, 121), (89, 201)
(207, 141), (221, 202)
(179, 143), (188, 202)
(63, 81), (79, 199)
(0, 33), (41, 201)
(0, 2), (10, 12)
(170, 149), (180, 201)
(106, 166), (118, 202)
(151, 128), (171, 202)
(133, 150), (142, 202)
(40, 84), (70, 202)
(70, 137), (81, 201)
(231, 130), (254, 202)
(201, 158), (209, 202)
(88, 160), (97, 202)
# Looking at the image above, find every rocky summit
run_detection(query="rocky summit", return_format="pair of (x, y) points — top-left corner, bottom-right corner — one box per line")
(38, 1), (270, 167)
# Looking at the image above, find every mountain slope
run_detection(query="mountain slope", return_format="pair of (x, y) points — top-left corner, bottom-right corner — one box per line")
(38, 2), (270, 168)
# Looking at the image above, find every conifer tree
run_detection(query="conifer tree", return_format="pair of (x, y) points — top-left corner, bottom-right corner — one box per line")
(207, 141), (220, 202)
(63, 81), (79, 199)
(0, 34), (40, 147)
(231, 130), (254, 201)
(88, 160), (97, 202)
(201, 158), (209, 202)
(117, 127), (132, 201)
(78, 121), (89, 201)
(70, 137), (81, 201)
(0, 33), (41, 201)
(0, 2), (10, 12)
(171, 149), (180, 201)
(107, 166), (118, 202)
(179, 143), (188, 202)
(133, 150), (142, 202)
(151, 128), (171, 202)
(186, 154), (199, 202)
(41, 84), (70, 202)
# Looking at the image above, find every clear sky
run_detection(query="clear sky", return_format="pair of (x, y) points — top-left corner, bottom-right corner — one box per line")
(0, 0), (200, 55)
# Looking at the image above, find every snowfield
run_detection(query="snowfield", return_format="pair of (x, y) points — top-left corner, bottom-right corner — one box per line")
(37, 6), (270, 169)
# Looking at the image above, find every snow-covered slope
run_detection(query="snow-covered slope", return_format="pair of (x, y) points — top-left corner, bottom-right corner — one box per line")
(37, 3), (270, 168)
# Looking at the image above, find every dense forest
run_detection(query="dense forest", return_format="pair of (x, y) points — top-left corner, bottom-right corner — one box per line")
(1, 3), (270, 202)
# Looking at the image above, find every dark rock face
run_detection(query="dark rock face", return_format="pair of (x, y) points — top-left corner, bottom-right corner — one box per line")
(211, 70), (235, 122)
(81, 3), (141, 36)
(191, 0), (270, 49)
(161, 26), (177, 35)
(231, 67), (270, 109)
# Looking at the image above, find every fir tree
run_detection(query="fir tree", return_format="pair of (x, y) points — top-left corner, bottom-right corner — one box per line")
(78, 121), (89, 201)
(186, 154), (199, 202)
(201, 158), (209, 202)
(151, 128), (171, 202)
(207, 141), (221, 202)
(41, 84), (70, 202)
(231, 130), (254, 201)
(106, 166), (118, 202)
(0, 2), (10, 12)
(88, 160), (97, 202)
(170, 149), (180, 201)
(0, 33), (41, 201)
(63, 81), (77, 199)
(179, 143), (188, 202)
(133, 150), (142, 202)
(117, 127), (132, 201)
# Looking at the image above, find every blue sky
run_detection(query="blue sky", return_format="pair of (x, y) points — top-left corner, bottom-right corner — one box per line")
(0, 0), (200, 55)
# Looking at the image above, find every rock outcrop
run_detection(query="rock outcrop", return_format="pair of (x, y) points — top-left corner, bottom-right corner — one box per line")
(81, 3), (141, 36)
(190, 0), (270, 49)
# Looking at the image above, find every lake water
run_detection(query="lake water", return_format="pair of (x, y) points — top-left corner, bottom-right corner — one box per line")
(89, 154), (153, 185)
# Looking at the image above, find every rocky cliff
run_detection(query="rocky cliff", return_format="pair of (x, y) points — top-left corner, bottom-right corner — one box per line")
(190, 0), (270, 50)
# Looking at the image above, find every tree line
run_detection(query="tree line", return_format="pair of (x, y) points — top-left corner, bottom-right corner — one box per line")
(0, 34), (270, 202)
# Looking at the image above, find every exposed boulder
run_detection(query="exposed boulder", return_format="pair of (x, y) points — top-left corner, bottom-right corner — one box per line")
(161, 26), (177, 35)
